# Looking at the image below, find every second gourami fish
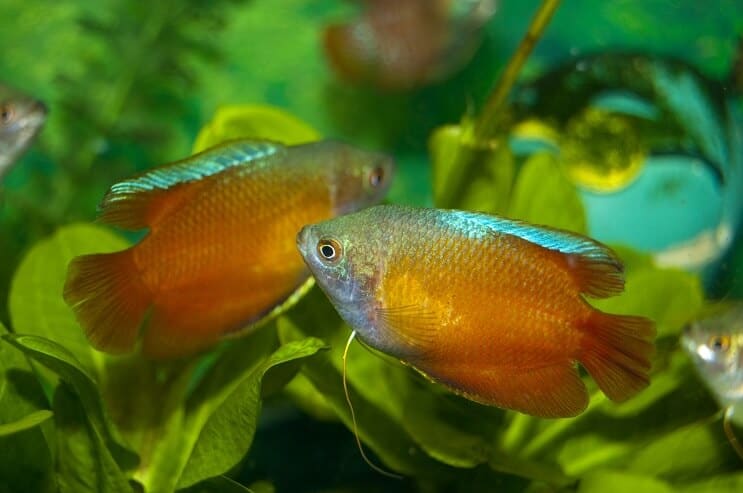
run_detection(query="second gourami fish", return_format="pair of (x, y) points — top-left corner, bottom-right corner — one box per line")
(298, 205), (655, 418)
(64, 140), (394, 359)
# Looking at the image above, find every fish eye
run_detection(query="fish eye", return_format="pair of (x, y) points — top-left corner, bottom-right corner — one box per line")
(369, 166), (384, 188)
(708, 334), (730, 352)
(0, 104), (14, 124)
(317, 238), (342, 262)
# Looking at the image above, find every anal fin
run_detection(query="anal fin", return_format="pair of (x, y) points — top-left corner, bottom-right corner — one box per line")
(420, 361), (589, 418)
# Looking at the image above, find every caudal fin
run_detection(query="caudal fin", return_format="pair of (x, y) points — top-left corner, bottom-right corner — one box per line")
(580, 310), (655, 402)
(63, 249), (150, 353)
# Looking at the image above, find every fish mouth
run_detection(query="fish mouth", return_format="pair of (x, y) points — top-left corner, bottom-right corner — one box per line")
(296, 225), (313, 258)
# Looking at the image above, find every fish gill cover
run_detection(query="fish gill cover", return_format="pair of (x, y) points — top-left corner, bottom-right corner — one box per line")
(0, 0), (742, 492)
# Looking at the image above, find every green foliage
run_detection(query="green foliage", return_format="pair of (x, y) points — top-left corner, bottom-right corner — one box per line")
(0, 322), (54, 493)
(1, 223), (326, 492)
(192, 104), (322, 153)
(0, 2), (741, 492)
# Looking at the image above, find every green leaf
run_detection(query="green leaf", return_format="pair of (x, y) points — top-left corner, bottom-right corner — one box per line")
(193, 104), (321, 153)
(508, 152), (587, 233)
(9, 223), (130, 381)
(283, 372), (336, 421)
(578, 470), (674, 493)
(181, 476), (255, 493)
(0, 410), (53, 437)
(126, 327), (325, 492)
(53, 383), (132, 493)
(177, 336), (326, 488)
(430, 122), (515, 214)
(0, 323), (54, 492)
(3, 334), (137, 470)
(626, 412), (742, 481)
(277, 288), (454, 480)
(682, 473), (743, 493)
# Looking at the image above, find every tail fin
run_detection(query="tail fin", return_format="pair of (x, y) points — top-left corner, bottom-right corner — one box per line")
(63, 249), (150, 353)
(579, 310), (656, 402)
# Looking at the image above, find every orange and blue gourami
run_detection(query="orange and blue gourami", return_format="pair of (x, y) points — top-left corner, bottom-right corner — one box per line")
(297, 205), (655, 418)
(64, 139), (394, 359)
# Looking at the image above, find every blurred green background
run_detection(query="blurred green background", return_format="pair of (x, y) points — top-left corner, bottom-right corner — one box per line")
(1, 1), (742, 492)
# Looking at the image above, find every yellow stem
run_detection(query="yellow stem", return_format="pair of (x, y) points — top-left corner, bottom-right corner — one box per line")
(475, 0), (562, 140)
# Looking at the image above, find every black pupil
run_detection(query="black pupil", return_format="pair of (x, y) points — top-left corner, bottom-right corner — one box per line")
(320, 244), (335, 259)
(712, 337), (724, 350)
(370, 168), (383, 186)
(0, 106), (10, 122)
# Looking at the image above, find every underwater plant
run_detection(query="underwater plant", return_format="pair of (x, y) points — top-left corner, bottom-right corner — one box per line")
(1, 0), (743, 492)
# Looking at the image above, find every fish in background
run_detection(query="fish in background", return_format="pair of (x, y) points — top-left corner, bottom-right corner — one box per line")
(683, 303), (743, 458)
(0, 83), (47, 179)
(64, 139), (394, 359)
(323, 0), (497, 91)
(298, 205), (655, 418)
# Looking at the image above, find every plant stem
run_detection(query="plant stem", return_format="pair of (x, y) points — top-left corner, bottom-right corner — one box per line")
(474, 0), (562, 140)
(436, 0), (561, 209)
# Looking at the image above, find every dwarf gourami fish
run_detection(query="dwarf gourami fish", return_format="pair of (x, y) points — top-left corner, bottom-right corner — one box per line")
(324, 0), (496, 90)
(683, 303), (743, 459)
(64, 139), (394, 359)
(0, 83), (47, 179)
(297, 205), (656, 418)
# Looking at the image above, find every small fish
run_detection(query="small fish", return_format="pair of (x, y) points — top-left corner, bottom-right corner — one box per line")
(64, 139), (394, 359)
(683, 304), (743, 423)
(0, 83), (47, 179)
(324, 0), (496, 90)
(298, 205), (655, 418)
(682, 304), (743, 459)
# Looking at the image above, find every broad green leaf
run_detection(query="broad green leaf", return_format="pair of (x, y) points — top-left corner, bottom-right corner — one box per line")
(128, 326), (325, 492)
(181, 476), (255, 493)
(508, 152), (587, 233)
(0, 323), (54, 492)
(578, 470), (674, 493)
(53, 383), (132, 493)
(192, 104), (321, 153)
(283, 373), (336, 421)
(277, 288), (454, 480)
(4, 334), (137, 470)
(400, 379), (496, 468)
(0, 410), (53, 436)
(177, 336), (326, 488)
(9, 223), (130, 381)
(626, 413), (742, 481)
(430, 122), (515, 214)
(682, 473), (743, 493)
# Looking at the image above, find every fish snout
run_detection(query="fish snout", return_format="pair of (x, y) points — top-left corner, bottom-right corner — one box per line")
(296, 225), (313, 256)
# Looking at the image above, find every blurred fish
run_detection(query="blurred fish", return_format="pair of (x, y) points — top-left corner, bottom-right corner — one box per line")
(324, 0), (496, 90)
(0, 83), (47, 179)
(64, 140), (394, 359)
(683, 303), (743, 459)
(298, 205), (655, 418)
(683, 304), (743, 421)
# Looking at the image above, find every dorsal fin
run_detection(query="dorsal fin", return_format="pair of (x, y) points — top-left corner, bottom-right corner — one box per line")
(451, 210), (625, 298)
(98, 140), (284, 230)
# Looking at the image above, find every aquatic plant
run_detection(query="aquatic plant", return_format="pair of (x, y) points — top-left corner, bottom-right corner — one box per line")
(1, 1), (742, 492)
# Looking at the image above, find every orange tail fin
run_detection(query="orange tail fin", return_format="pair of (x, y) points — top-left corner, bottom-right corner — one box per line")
(63, 249), (150, 353)
(579, 310), (656, 402)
